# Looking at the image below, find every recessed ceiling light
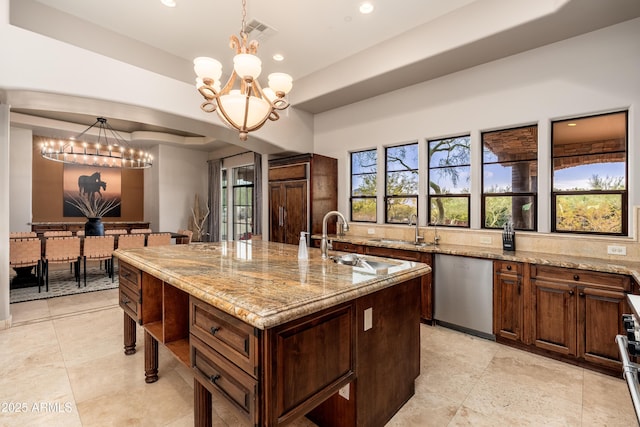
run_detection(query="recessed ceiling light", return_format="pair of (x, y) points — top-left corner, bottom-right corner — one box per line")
(161, 0), (176, 7)
(360, 2), (374, 14)
(567, 123), (577, 127)
(273, 54), (284, 62)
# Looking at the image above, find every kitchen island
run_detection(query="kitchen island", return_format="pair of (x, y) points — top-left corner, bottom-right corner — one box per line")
(114, 240), (431, 427)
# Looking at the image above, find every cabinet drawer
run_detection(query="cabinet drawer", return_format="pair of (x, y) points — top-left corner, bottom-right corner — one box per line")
(495, 261), (523, 275)
(269, 163), (307, 181)
(119, 286), (139, 320)
(531, 265), (630, 292)
(190, 297), (259, 377)
(191, 335), (257, 424)
(119, 262), (141, 292)
(333, 241), (361, 253)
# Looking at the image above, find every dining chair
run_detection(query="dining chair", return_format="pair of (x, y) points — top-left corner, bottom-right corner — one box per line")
(105, 229), (128, 235)
(146, 233), (171, 247)
(82, 235), (115, 286)
(10, 231), (37, 238)
(42, 236), (81, 291)
(10, 237), (43, 291)
(76, 230), (85, 237)
(43, 230), (73, 237)
(130, 228), (152, 234)
(176, 229), (193, 244)
(116, 233), (145, 250)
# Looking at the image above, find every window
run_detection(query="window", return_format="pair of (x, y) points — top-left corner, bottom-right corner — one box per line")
(482, 125), (537, 230)
(385, 143), (418, 223)
(221, 169), (228, 241)
(428, 136), (471, 227)
(552, 111), (627, 235)
(350, 149), (377, 222)
(232, 165), (254, 240)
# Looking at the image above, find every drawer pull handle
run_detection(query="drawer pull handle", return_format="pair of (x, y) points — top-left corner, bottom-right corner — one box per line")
(573, 274), (580, 281)
(579, 292), (585, 297)
(210, 326), (221, 336)
(121, 298), (130, 305)
(568, 290), (574, 296)
(210, 374), (221, 384)
(506, 265), (512, 271)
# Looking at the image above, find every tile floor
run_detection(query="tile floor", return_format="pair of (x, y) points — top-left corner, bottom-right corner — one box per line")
(1, 289), (637, 426)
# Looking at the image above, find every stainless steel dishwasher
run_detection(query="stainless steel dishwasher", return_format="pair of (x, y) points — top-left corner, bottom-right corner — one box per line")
(434, 254), (495, 340)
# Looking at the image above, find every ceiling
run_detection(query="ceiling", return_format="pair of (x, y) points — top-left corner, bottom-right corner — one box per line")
(8, 0), (640, 153)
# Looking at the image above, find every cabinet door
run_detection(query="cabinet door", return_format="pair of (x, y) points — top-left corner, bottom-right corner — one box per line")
(283, 181), (307, 245)
(579, 287), (627, 369)
(531, 279), (576, 356)
(269, 183), (285, 243)
(494, 272), (522, 342)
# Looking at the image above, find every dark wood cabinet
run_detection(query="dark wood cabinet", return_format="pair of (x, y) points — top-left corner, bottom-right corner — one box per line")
(268, 154), (337, 244)
(530, 265), (631, 371)
(493, 261), (524, 343)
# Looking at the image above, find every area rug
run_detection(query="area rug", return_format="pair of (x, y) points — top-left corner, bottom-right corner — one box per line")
(10, 266), (119, 304)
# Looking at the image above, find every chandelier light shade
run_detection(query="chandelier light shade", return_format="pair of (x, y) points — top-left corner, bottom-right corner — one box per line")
(40, 117), (153, 169)
(194, 0), (293, 141)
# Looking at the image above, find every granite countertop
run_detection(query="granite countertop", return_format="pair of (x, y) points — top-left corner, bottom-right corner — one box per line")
(30, 221), (149, 224)
(315, 234), (640, 284)
(114, 240), (431, 329)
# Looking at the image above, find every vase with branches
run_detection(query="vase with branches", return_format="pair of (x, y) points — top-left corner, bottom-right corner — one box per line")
(188, 194), (210, 242)
(65, 194), (121, 236)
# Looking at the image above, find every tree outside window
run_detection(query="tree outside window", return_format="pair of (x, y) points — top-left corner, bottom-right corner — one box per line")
(385, 143), (418, 223)
(428, 136), (471, 227)
(350, 149), (377, 222)
(552, 111), (627, 235)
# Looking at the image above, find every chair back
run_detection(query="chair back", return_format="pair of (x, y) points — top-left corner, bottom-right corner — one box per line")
(10, 231), (37, 239)
(83, 235), (115, 259)
(105, 229), (128, 235)
(176, 229), (193, 244)
(146, 233), (171, 247)
(130, 228), (152, 234)
(44, 236), (81, 262)
(43, 230), (73, 237)
(10, 238), (41, 268)
(116, 233), (145, 250)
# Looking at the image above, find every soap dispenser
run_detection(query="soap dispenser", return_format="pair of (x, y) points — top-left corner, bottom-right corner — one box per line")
(298, 232), (309, 260)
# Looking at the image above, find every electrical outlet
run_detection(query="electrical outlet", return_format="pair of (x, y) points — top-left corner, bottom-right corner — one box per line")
(339, 384), (350, 400)
(364, 307), (372, 331)
(367, 228), (375, 235)
(479, 236), (492, 245)
(607, 245), (627, 256)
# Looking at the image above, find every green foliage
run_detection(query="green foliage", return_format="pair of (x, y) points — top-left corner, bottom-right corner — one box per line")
(556, 194), (622, 233)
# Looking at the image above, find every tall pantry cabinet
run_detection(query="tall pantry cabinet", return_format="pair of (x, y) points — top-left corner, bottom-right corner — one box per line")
(268, 154), (338, 244)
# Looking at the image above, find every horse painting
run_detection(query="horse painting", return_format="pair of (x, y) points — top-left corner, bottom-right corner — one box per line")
(78, 172), (107, 202)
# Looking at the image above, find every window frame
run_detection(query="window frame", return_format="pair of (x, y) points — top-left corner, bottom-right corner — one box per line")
(384, 142), (419, 224)
(349, 149), (378, 223)
(481, 124), (538, 231)
(550, 110), (628, 236)
(232, 165), (254, 240)
(427, 135), (471, 228)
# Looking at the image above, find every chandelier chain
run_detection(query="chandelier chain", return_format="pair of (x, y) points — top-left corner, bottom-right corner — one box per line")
(240, 0), (247, 37)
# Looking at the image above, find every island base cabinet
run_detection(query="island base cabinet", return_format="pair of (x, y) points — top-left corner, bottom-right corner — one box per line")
(308, 278), (421, 427)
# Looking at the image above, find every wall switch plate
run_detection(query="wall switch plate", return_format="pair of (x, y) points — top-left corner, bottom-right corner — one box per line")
(479, 236), (492, 245)
(339, 383), (350, 400)
(607, 245), (627, 255)
(364, 308), (372, 331)
(367, 228), (375, 235)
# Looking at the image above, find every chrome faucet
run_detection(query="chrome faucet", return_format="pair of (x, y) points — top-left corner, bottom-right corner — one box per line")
(408, 213), (424, 245)
(321, 211), (349, 259)
(433, 220), (440, 245)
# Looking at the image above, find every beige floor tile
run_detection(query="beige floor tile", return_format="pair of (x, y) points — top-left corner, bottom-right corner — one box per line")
(387, 390), (460, 427)
(47, 288), (118, 317)
(582, 369), (637, 426)
(9, 299), (51, 325)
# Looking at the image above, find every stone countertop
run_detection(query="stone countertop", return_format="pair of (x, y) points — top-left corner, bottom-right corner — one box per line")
(30, 221), (149, 224)
(113, 240), (431, 330)
(314, 234), (640, 284)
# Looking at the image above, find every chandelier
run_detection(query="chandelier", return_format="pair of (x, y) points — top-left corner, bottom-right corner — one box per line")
(194, 0), (293, 141)
(39, 117), (153, 169)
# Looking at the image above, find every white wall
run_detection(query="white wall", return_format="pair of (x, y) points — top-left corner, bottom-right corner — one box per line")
(148, 144), (209, 233)
(313, 18), (640, 235)
(9, 127), (32, 231)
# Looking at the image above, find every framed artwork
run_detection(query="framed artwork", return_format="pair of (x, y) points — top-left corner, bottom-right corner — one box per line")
(63, 164), (122, 217)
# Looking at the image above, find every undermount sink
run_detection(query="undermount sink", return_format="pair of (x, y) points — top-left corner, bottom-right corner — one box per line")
(369, 238), (434, 247)
(330, 254), (398, 274)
